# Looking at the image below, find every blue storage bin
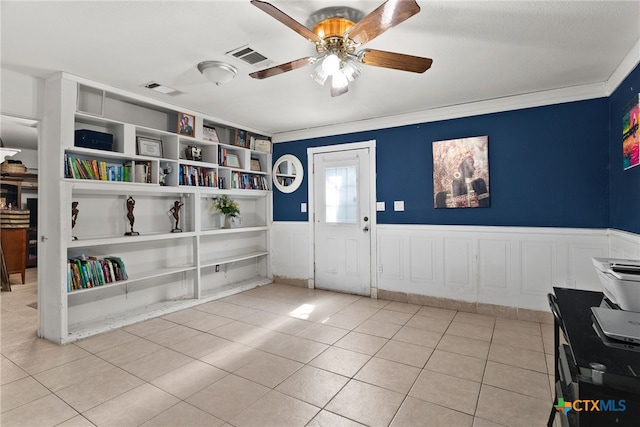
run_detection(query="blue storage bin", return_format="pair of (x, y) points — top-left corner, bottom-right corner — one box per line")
(74, 129), (114, 151)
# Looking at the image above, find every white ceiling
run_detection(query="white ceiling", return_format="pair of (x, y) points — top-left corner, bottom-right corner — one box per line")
(2, 0), (640, 146)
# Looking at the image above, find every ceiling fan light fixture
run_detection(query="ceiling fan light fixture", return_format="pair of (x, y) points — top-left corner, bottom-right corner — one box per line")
(341, 56), (362, 82)
(311, 54), (362, 94)
(197, 61), (238, 86)
(311, 59), (330, 86)
(321, 53), (341, 75)
(331, 72), (348, 90)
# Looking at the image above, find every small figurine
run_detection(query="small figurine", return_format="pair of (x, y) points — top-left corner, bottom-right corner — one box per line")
(124, 196), (139, 236)
(170, 200), (183, 233)
(159, 163), (172, 186)
(71, 201), (79, 240)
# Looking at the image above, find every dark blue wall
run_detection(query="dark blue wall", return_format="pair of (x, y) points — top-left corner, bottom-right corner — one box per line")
(274, 98), (610, 229)
(608, 63), (640, 234)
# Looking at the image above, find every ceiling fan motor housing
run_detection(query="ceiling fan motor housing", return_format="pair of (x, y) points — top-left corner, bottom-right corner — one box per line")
(313, 17), (357, 58)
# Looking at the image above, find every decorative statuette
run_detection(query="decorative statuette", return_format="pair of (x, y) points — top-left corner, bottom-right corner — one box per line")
(159, 163), (172, 186)
(124, 196), (139, 236)
(170, 200), (183, 233)
(71, 201), (79, 241)
(185, 145), (202, 161)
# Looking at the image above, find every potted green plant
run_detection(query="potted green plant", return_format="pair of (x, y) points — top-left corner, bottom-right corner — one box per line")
(212, 195), (240, 228)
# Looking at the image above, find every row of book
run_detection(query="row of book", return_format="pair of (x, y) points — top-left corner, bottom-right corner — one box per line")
(230, 172), (270, 190)
(65, 154), (131, 182)
(67, 256), (128, 292)
(179, 165), (218, 187)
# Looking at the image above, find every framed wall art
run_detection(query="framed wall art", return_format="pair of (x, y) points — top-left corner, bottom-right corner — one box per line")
(433, 135), (490, 209)
(623, 94), (639, 170)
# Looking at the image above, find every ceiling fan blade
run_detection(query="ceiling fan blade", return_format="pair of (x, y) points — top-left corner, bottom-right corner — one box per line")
(251, 0), (322, 43)
(249, 57), (315, 79)
(347, 0), (421, 45)
(359, 49), (432, 73)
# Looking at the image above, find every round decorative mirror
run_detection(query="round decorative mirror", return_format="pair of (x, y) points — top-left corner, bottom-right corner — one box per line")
(273, 154), (304, 193)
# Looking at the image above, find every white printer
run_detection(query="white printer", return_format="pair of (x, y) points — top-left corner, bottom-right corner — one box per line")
(592, 257), (640, 312)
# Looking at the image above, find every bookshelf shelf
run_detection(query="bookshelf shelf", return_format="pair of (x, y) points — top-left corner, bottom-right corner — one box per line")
(67, 231), (198, 248)
(39, 73), (273, 344)
(201, 250), (269, 269)
(200, 226), (269, 236)
(67, 264), (197, 295)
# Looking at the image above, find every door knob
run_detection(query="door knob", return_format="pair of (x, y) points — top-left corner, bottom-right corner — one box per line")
(363, 226), (369, 232)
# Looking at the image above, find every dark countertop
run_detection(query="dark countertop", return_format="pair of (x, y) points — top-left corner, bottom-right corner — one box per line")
(554, 287), (640, 386)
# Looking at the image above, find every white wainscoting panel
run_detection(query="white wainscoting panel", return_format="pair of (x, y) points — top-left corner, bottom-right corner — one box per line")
(444, 238), (474, 290)
(271, 222), (310, 282)
(271, 222), (637, 311)
(478, 239), (510, 292)
(520, 241), (556, 297)
(377, 225), (609, 311)
(381, 236), (404, 280)
(409, 236), (435, 283)
(571, 244), (608, 291)
(609, 229), (640, 259)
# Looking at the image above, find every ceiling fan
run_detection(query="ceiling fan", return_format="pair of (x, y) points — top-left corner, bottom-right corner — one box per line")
(249, 0), (433, 97)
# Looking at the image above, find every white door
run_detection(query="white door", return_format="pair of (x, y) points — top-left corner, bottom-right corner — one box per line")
(313, 147), (372, 295)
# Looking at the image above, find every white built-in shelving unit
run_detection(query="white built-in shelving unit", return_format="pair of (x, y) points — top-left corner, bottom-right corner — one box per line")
(39, 73), (272, 344)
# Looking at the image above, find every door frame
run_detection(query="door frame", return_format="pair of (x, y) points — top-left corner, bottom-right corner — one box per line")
(307, 140), (378, 297)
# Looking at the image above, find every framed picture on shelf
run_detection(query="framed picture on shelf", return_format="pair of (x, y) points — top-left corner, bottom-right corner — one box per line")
(234, 129), (247, 148)
(254, 138), (271, 153)
(226, 153), (241, 168)
(136, 136), (163, 158)
(178, 112), (195, 137)
(250, 158), (261, 171)
(202, 125), (219, 143)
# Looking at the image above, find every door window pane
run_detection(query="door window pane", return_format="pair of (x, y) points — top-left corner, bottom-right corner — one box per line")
(325, 166), (357, 223)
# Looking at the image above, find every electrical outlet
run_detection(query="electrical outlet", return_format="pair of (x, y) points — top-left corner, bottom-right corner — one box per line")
(215, 265), (220, 272)
(377, 265), (383, 273)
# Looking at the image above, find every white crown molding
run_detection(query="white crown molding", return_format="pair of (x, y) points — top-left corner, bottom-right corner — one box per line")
(274, 37), (640, 144)
(273, 82), (607, 143)
(606, 38), (640, 95)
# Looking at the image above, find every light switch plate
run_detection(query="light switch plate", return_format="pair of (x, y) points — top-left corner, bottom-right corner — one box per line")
(394, 201), (405, 211)
(376, 202), (385, 211)
(301, 203), (307, 213)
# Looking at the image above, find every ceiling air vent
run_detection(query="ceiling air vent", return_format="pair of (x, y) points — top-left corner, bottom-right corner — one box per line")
(143, 81), (182, 96)
(226, 45), (271, 67)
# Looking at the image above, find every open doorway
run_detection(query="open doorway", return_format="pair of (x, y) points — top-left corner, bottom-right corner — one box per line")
(1, 114), (39, 292)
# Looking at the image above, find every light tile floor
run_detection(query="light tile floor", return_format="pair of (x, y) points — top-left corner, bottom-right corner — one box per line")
(1, 269), (556, 426)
